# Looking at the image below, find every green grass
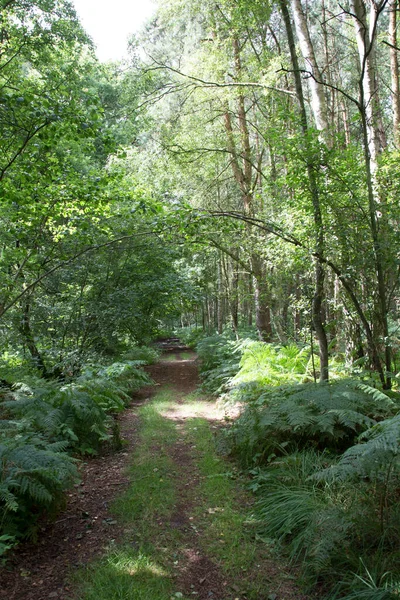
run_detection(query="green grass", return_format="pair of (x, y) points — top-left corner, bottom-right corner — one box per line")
(72, 389), (189, 600)
(73, 548), (173, 600)
(178, 352), (195, 360)
(113, 401), (177, 524)
(71, 388), (300, 600)
(185, 417), (282, 599)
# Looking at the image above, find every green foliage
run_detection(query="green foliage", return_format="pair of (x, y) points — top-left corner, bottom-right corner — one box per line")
(0, 423), (78, 542)
(196, 333), (243, 394)
(247, 401), (400, 595)
(227, 380), (396, 464)
(252, 447), (400, 593)
(122, 346), (160, 365)
(232, 341), (311, 387)
(254, 450), (354, 578)
(5, 384), (111, 455)
(3, 359), (152, 454)
(335, 561), (400, 599)
(78, 359), (153, 410)
(178, 326), (208, 348)
(315, 413), (400, 483)
(0, 354), (153, 549)
(228, 341), (312, 404)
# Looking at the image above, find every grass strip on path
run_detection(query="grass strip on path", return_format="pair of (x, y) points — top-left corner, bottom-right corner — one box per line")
(183, 413), (305, 600)
(71, 374), (308, 600)
(72, 389), (185, 600)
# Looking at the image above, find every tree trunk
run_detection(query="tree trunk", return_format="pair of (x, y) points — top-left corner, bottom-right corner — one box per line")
(291, 0), (330, 138)
(279, 0), (329, 381)
(350, 0), (387, 171)
(350, 0), (391, 387)
(223, 38), (273, 342)
(389, 0), (400, 144)
(217, 256), (224, 334)
(19, 299), (48, 377)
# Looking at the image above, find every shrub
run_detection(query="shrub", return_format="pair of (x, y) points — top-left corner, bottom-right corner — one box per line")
(179, 326), (208, 348)
(226, 380), (396, 465)
(80, 360), (153, 395)
(121, 346), (160, 365)
(196, 333), (243, 394)
(251, 409), (400, 595)
(0, 356), (153, 551)
(0, 422), (78, 545)
(231, 341), (311, 389)
(5, 383), (112, 455)
(254, 450), (356, 579)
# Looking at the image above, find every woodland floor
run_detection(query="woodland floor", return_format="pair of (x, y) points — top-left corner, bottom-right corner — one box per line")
(0, 342), (312, 600)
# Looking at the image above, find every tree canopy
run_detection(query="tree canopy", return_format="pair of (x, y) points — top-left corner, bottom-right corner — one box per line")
(0, 0), (399, 380)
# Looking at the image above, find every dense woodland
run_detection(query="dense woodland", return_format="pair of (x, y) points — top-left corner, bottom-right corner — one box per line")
(2, 0), (400, 597)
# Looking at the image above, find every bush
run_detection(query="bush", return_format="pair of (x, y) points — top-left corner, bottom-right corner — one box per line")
(232, 341), (311, 388)
(253, 447), (400, 591)
(178, 326), (208, 348)
(249, 403), (400, 595)
(254, 450), (355, 579)
(4, 383), (112, 455)
(226, 380), (396, 464)
(0, 422), (78, 547)
(0, 356), (153, 552)
(121, 346), (160, 365)
(196, 333), (244, 394)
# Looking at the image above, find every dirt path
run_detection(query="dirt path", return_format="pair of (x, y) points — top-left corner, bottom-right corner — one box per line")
(0, 346), (309, 600)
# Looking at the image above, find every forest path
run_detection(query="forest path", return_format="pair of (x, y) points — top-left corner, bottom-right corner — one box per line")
(0, 345), (309, 600)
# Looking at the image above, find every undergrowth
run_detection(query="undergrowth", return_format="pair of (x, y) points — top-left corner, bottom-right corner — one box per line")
(195, 333), (400, 598)
(0, 348), (154, 555)
(225, 379), (396, 463)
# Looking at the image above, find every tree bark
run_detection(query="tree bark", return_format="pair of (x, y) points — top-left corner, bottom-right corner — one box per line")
(279, 0), (329, 381)
(350, 0), (391, 387)
(291, 0), (330, 138)
(19, 299), (48, 377)
(389, 0), (400, 144)
(222, 37), (272, 342)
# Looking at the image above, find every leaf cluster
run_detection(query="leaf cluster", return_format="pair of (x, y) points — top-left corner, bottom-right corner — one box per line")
(0, 353), (153, 549)
(227, 380), (396, 464)
(0, 422), (78, 551)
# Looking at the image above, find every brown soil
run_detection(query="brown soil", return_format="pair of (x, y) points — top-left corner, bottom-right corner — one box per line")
(0, 343), (310, 600)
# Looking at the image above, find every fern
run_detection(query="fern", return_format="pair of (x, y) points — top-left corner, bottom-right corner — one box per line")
(4, 385), (111, 454)
(121, 345), (160, 364)
(254, 450), (355, 578)
(0, 437), (78, 540)
(79, 360), (153, 399)
(314, 414), (400, 485)
(231, 341), (311, 390)
(226, 380), (396, 464)
(197, 333), (244, 394)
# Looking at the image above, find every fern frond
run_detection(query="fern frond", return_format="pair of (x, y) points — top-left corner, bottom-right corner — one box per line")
(315, 414), (400, 483)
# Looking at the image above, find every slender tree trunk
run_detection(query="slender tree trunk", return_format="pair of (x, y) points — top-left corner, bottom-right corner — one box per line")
(279, 0), (329, 381)
(389, 0), (400, 144)
(350, 0), (391, 387)
(252, 255), (272, 341)
(340, 100), (351, 146)
(19, 299), (48, 376)
(223, 66), (272, 341)
(351, 0), (387, 170)
(291, 0), (329, 138)
(294, 275), (301, 339)
(217, 255), (224, 334)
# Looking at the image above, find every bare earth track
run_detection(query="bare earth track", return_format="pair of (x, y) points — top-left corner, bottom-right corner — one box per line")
(0, 342), (309, 600)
